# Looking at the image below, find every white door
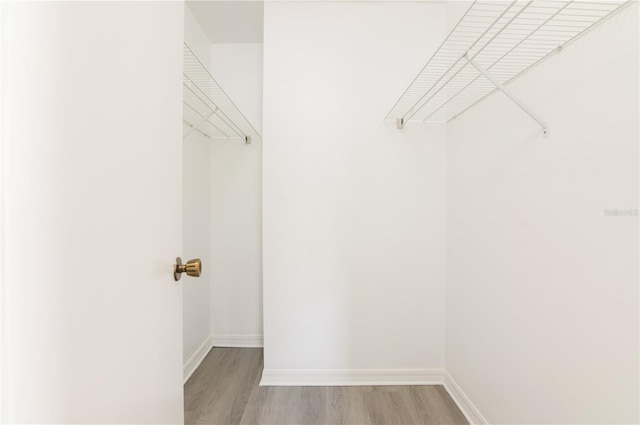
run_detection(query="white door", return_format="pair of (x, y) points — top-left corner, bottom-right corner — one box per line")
(1, 2), (185, 423)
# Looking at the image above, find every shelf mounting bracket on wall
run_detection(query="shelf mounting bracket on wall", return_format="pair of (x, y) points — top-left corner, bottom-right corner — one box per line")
(463, 52), (549, 137)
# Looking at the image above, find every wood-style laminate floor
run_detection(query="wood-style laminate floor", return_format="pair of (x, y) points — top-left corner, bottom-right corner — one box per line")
(184, 348), (468, 425)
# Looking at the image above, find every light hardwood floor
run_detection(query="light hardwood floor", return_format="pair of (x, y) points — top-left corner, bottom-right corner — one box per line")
(184, 348), (469, 425)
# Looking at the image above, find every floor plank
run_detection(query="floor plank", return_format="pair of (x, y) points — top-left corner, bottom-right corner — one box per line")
(184, 348), (468, 425)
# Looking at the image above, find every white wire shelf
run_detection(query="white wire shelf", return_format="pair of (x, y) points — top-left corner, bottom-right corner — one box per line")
(183, 43), (260, 143)
(386, 0), (631, 134)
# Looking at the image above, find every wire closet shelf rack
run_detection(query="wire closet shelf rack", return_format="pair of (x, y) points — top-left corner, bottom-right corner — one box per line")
(385, 0), (631, 136)
(183, 43), (260, 143)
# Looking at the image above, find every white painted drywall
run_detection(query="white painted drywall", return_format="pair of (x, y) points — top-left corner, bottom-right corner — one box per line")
(445, 3), (639, 424)
(0, 3), (5, 420)
(209, 43), (264, 343)
(182, 134), (212, 364)
(183, 3), (213, 370)
(1, 2), (184, 422)
(262, 1), (447, 372)
(185, 5), (211, 67)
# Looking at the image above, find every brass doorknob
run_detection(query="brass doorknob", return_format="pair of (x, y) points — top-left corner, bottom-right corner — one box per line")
(173, 257), (201, 281)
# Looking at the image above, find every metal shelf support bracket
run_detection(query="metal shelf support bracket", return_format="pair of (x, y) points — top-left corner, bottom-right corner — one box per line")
(183, 110), (215, 140)
(464, 53), (549, 137)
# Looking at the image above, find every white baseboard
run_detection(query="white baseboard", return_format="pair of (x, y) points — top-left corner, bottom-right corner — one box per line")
(260, 368), (444, 386)
(211, 334), (263, 348)
(185, 341), (484, 424)
(443, 371), (488, 425)
(260, 368), (487, 424)
(183, 335), (214, 384)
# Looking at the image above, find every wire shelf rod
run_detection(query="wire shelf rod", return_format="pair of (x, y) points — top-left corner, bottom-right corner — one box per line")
(183, 119), (211, 139)
(183, 44), (259, 138)
(397, 0), (521, 121)
(183, 100), (230, 138)
(183, 76), (245, 139)
(447, 0), (631, 123)
(383, 0), (487, 120)
(182, 42), (260, 142)
(403, 0), (534, 122)
(184, 111), (215, 139)
(421, 0), (571, 122)
(386, 0), (630, 128)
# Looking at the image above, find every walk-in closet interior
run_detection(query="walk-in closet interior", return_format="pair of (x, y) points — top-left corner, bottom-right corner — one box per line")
(181, 1), (638, 424)
(0, 0), (636, 424)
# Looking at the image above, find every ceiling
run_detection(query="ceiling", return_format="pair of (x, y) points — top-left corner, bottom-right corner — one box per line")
(186, 0), (449, 44)
(186, 1), (264, 44)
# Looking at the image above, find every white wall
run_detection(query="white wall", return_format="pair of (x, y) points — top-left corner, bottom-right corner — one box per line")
(0, 4), (5, 420)
(209, 43), (264, 345)
(445, 4), (639, 424)
(185, 5), (211, 69)
(262, 1), (447, 377)
(183, 4), (213, 370)
(182, 135), (211, 364)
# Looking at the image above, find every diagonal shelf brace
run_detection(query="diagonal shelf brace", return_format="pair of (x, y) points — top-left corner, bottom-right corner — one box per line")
(464, 52), (549, 137)
(183, 110), (215, 140)
(183, 119), (211, 139)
